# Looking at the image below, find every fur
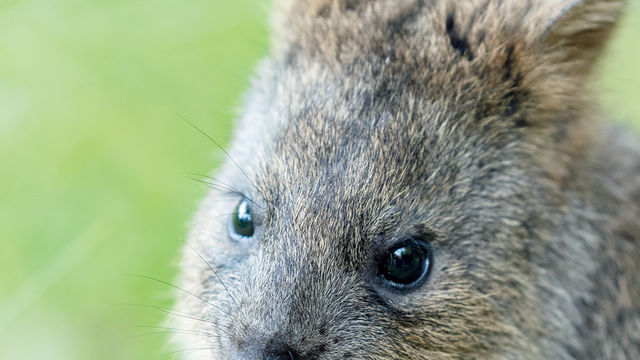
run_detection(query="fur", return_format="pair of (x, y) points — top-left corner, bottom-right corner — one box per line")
(174, 0), (639, 359)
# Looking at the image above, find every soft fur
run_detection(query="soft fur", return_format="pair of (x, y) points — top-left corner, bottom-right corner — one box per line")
(173, 0), (640, 359)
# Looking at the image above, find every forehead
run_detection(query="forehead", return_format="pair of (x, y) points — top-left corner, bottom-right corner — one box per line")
(253, 57), (476, 195)
(251, 87), (463, 257)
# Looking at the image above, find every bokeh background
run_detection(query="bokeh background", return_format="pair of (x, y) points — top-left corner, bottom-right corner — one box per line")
(0, 0), (638, 359)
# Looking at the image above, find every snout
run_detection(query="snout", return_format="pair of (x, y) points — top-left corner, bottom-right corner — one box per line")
(228, 338), (297, 360)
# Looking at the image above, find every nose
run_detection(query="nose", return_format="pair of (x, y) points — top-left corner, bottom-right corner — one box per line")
(230, 339), (297, 360)
(263, 341), (296, 360)
(265, 349), (295, 360)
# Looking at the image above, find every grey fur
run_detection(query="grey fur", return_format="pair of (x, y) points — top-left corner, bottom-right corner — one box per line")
(173, 0), (639, 359)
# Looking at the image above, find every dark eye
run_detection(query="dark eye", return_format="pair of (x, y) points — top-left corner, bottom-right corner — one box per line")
(229, 199), (255, 239)
(378, 239), (431, 288)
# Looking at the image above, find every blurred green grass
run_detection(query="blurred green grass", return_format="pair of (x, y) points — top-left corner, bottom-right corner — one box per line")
(0, 1), (637, 359)
(0, 0), (267, 359)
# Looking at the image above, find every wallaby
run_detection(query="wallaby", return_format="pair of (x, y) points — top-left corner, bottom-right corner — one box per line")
(173, 0), (640, 358)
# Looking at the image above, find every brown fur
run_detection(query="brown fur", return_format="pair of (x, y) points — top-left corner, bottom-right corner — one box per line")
(173, 0), (639, 359)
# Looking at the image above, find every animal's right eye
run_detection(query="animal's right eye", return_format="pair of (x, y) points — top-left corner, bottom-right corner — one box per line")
(229, 199), (255, 240)
(377, 238), (432, 289)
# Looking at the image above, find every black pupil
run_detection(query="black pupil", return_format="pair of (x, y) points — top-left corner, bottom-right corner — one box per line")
(232, 200), (254, 237)
(380, 241), (428, 286)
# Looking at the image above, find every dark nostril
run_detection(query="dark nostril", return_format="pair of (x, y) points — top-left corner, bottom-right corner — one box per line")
(264, 342), (296, 360)
(265, 351), (294, 360)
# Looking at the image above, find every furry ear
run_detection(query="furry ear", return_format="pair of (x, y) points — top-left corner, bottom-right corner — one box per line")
(477, 0), (628, 124)
(541, 0), (626, 75)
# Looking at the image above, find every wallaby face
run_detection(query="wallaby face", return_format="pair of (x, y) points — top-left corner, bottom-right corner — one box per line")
(174, 0), (639, 359)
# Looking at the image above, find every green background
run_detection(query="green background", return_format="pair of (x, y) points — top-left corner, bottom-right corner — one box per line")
(0, 1), (638, 359)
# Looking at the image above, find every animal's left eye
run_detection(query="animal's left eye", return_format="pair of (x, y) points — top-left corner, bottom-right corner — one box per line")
(378, 239), (431, 288)
(229, 199), (255, 240)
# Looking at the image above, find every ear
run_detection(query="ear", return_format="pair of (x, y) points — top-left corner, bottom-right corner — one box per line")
(540, 0), (626, 75)
(476, 0), (628, 124)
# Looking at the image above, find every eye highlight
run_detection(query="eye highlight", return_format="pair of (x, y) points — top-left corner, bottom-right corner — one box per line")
(229, 199), (255, 240)
(378, 239), (431, 289)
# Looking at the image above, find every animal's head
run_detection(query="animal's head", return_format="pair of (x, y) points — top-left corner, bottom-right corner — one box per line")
(175, 0), (626, 358)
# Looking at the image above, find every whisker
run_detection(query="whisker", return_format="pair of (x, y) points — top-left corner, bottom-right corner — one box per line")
(188, 175), (264, 210)
(163, 346), (220, 357)
(187, 243), (238, 306)
(177, 113), (255, 188)
(121, 303), (232, 336)
(127, 325), (216, 339)
(187, 175), (242, 196)
(127, 330), (211, 341)
(188, 173), (244, 194)
(119, 303), (214, 324)
(126, 274), (230, 317)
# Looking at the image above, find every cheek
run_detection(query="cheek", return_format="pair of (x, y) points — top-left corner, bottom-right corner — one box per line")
(183, 197), (249, 304)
